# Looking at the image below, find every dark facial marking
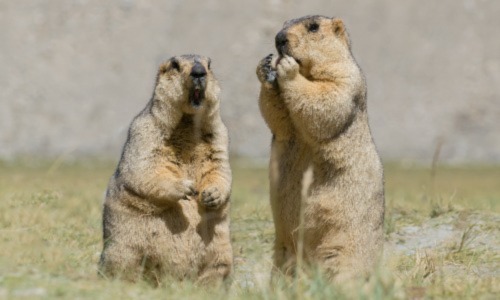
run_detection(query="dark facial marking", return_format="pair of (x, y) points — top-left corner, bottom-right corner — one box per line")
(275, 30), (288, 56)
(307, 22), (319, 32)
(190, 62), (207, 107)
(171, 59), (180, 71)
(282, 15), (329, 30)
(190, 62), (207, 78)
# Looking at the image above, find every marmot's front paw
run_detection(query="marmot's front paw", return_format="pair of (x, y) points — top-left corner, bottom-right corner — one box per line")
(172, 179), (197, 200)
(277, 55), (299, 81)
(257, 54), (277, 84)
(200, 186), (226, 209)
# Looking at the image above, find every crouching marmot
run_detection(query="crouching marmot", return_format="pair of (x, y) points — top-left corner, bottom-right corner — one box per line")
(99, 55), (233, 286)
(256, 16), (385, 282)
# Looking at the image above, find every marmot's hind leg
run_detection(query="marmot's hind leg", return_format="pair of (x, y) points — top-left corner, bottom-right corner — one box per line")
(272, 242), (297, 277)
(196, 223), (233, 286)
(307, 229), (361, 283)
(99, 242), (145, 282)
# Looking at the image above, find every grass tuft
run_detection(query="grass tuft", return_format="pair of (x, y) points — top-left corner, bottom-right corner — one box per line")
(0, 160), (498, 298)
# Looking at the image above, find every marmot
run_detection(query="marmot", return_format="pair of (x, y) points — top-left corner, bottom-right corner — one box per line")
(99, 55), (233, 286)
(256, 16), (385, 282)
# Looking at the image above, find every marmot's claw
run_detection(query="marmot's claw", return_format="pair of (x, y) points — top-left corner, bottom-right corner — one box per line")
(187, 186), (198, 197)
(265, 53), (274, 64)
(176, 179), (197, 200)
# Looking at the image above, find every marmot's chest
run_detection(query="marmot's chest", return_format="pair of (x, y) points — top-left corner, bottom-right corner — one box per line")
(168, 121), (215, 166)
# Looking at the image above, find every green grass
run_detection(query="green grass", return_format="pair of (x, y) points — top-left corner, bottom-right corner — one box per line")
(385, 163), (500, 213)
(0, 159), (498, 299)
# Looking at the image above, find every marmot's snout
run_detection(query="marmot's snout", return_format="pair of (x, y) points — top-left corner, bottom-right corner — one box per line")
(190, 62), (207, 79)
(275, 30), (288, 56)
(189, 62), (207, 107)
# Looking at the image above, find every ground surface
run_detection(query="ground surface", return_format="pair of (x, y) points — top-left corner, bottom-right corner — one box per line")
(0, 160), (498, 299)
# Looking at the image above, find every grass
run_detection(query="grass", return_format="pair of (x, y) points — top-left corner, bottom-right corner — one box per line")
(0, 159), (499, 299)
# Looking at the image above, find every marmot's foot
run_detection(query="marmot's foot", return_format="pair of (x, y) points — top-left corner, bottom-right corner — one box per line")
(200, 186), (225, 209)
(171, 179), (197, 200)
(257, 54), (277, 84)
(277, 55), (299, 81)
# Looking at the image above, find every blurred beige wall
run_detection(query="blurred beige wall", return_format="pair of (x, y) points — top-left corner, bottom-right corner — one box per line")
(1, 0), (499, 163)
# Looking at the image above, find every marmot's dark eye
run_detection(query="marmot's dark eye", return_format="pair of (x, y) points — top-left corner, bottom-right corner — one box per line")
(171, 60), (180, 71)
(207, 58), (212, 70)
(308, 22), (319, 32)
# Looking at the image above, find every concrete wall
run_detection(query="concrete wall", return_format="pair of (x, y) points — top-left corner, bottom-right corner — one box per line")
(1, 0), (499, 163)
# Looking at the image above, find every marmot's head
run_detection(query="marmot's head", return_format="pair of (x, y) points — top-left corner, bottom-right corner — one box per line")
(154, 55), (220, 114)
(275, 16), (352, 76)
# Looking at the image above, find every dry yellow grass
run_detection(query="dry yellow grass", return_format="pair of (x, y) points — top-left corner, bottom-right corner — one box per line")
(0, 159), (498, 299)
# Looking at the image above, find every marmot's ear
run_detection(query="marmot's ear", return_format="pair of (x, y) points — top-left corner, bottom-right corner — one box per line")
(332, 18), (351, 48)
(158, 64), (169, 74)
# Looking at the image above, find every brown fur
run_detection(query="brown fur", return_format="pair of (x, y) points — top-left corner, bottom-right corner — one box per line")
(256, 16), (385, 282)
(99, 55), (232, 286)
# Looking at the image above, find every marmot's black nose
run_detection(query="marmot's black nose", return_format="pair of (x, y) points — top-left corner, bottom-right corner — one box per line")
(190, 62), (207, 78)
(275, 31), (288, 49)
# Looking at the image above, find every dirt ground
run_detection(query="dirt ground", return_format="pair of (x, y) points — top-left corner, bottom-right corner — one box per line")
(231, 210), (500, 291)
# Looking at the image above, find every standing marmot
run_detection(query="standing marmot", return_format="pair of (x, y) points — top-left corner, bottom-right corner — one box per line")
(256, 16), (385, 282)
(99, 55), (232, 286)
